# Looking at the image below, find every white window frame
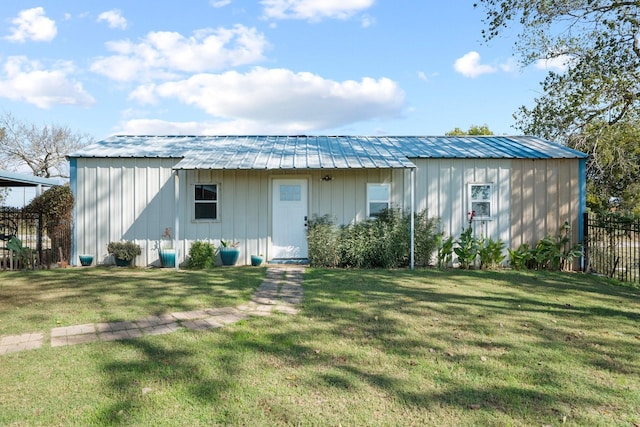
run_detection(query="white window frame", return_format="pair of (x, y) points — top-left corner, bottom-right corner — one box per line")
(367, 183), (391, 219)
(468, 183), (493, 220)
(193, 183), (219, 221)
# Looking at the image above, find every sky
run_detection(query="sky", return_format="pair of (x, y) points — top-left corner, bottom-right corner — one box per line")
(0, 0), (568, 142)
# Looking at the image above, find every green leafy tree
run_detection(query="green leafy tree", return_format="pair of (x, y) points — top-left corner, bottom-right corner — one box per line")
(445, 124), (494, 136)
(475, 0), (640, 213)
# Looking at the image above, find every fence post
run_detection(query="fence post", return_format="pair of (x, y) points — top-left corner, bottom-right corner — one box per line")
(582, 212), (589, 272)
(36, 212), (43, 269)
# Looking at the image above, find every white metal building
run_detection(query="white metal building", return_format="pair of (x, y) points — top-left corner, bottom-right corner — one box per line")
(68, 135), (587, 267)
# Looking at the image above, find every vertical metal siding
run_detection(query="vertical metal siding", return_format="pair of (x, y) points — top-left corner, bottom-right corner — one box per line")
(74, 158), (178, 267)
(510, 158), (581, 249)
(411, 158), (512, 248)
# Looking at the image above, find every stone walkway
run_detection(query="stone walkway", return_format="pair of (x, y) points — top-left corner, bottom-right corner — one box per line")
(0, 266), (304, 356)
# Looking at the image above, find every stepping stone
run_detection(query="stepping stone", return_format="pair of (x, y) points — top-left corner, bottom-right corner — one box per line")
(136, 314), (176, 329)
(96, 321), (138, 333)
(140, 322), (180, 336)
(52, 324), (96, 337)
(99, 328), (144, 341)
(170, 310), (210, 321)
(182, 318), (222, 331)
(0, 332), (44, 354)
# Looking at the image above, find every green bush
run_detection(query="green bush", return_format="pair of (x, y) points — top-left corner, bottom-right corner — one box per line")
(532, 222), (583, 271)
(306, 209), (439, 269)
(25, 185), (73, 234)
(454, 226), (480, 269)
(307, 215), (340, 267)
(507, 223), (583, 271)
(436, 234), (454, 269)
(478, 236), (506, 270)
(508, 243), (533, 270)
(107, 241), (141, 261)
(187, 241), (216, 269)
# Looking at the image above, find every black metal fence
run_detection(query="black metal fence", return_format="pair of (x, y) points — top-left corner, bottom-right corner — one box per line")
(584, 212), (640, 284)
(0, 208), (72, 270)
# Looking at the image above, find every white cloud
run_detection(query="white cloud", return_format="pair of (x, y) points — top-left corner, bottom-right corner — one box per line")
(115, 118), (275, 136)
(499, 57), (519, 73)
(90, 25), (268, 82)
(6, 7), (57, 43)
(97, 9), (127, 30)
(129, 67), (405, 132)
(261, 0), (374, 21)
(0, 56), (95, 108)
(361, 14), (375, 28)
(417, 71), (438, 83)
(535, 54), (572, 72)
(210, 0), (232, 7)
(454, 51), (497, 78)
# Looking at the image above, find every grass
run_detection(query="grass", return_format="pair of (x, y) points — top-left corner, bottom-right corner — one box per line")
(0, 266), (263, 335)
(1, 267), (639, 426)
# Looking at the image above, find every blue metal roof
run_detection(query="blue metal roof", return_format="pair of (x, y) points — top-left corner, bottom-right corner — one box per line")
(69, 135), (587, 170)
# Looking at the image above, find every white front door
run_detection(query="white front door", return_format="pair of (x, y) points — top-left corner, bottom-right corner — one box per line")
(272, 178), (308, 259)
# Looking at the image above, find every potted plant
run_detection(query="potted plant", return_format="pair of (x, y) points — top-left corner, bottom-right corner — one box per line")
(219, 240), (240, 266)
(107, 240), (141, 267)
(78, 254), (94, 266)
(251, 254), (264, 266)
(157, 227), (176, 268)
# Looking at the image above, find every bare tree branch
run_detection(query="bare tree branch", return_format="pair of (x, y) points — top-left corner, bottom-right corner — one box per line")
(0, 112), (94, 179)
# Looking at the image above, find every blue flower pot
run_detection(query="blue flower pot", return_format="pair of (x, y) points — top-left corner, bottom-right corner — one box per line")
(79, 254), (93, 266)
(219, 247), (240, 266)
(159, 248), (176, 268)
(250, 255), (264, 266)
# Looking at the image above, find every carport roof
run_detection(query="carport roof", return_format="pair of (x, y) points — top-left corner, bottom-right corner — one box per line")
(0, 169), (60, 187)
(68, 135), (587, 170)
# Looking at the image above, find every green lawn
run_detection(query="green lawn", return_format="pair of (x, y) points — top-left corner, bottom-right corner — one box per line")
(0, 267), (638, 426)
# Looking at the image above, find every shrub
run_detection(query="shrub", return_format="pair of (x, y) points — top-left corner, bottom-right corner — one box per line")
(187, 241), (215, 269)
(532, 222), (583, 271)
(24, 185), (73, 234)
(307, 215), (340, 267)
(478, 236), (506, 270)
(436, 234), (454, 269)
(414, 210), (440, 267)
(107, 241), (141, 261)
(454, 226), (480, 269)
(508, 243), (533, 270)
(306, 209), (439, 269)
(507, 223), (583, 271)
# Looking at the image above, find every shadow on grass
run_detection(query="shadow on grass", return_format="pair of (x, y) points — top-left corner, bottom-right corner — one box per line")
(90, 268), (639, 425)
(0, 267), (265, 332)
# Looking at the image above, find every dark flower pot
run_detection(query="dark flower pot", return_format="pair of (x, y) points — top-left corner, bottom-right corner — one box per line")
(115, 257), (131, 267)
(219, 247), (240, 266)
(79, 254), (94, 267)
(250, 255), (264, 266)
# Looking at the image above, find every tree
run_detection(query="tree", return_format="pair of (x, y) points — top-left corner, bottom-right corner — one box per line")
(475, 0), (640, 212)
(0, 113), (93, 179)
(445, 124), (494, 136)
(0, 127), (7, 204)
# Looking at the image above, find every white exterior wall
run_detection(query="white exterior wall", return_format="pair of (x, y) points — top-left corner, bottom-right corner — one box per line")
(407, 158), (512, 245)
(180, 168), (402, 265)
(74, 158), (178, 266)
(73, 156), (579, 267)
(73, 159), (404, 266)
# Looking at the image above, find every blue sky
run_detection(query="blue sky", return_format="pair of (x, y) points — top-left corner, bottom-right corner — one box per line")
(0, 1), (566, 140)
